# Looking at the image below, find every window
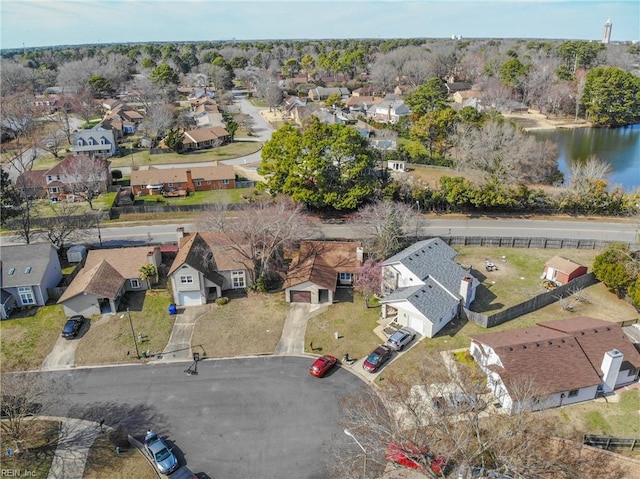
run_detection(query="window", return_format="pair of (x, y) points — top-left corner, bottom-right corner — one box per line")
(56, 175), (60, 180)
(207, 180), (211, 185)
(339, 272), (352, 283)
(568, 389), (579, 398)
(100, 138), (105, 144)
(24, 267), (31, 274)
(176, 183), (182, 188)
(195, 180), (202, 187)
(180, 275), (194, 284)
(168, 183), (173, 188)
(50, 187), (60, 193)
(47, 175), (53, 181)
(231, 270), (246, 288)
(221, 179), (229, 185)
(18, 286), (35, 305)
(8, 268), (15, 275)
(130, 279), (140, 289)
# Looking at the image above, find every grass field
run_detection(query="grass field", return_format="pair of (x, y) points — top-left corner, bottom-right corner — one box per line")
(0, 420), (60, 478)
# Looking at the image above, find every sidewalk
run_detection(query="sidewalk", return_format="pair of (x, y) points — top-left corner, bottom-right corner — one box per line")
(46, 417), (101, 479)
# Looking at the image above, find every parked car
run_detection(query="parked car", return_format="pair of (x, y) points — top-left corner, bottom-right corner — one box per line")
(61, 315), (86, 339)
(144, 430), (179, 475)
(309, 355), (338, 378)
(385, 442), (447, 474)
(386, 327), (416, 351)
(362, 345), (392, 373)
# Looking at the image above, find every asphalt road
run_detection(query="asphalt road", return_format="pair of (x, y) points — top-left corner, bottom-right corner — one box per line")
(4, 217), (628, 248)
(48, 357), (366, 479)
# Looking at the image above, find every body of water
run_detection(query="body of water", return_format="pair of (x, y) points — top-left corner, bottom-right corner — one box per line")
(532, 125), (640, 191)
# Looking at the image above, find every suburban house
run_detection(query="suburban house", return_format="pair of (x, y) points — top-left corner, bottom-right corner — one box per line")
(72, 129), (117, 157)
(58, 246), (161, 317)
(470, 317), (640, 413)
(367, 99), (411, 124)
(41, 154), (111, 203)
(181, 126), (230, 151)
(344, 95), (383, 113)
(378, 238), (479, 338)
(130, 164), (235, 196)
(0, 243), (63, 319)
(308, 87), (351, 101)
(284, 241), (363, 304)
(168, 230), (250, 306)
(542, 256), (588, 286)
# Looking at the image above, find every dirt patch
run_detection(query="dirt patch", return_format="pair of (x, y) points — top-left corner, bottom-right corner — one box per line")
(504, 109), (591, 131)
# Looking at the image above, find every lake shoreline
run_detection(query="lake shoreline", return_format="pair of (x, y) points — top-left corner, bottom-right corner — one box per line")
(505, 109), (592, 131)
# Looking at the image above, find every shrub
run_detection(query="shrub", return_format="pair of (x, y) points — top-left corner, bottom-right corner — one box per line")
(215, 297), (229, 305)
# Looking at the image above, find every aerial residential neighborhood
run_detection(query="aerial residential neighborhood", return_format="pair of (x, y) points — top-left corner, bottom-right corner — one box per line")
(1, 2), (640, 478)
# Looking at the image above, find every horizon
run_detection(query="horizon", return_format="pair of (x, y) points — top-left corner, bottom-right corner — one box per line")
(1, 0), (639, 50)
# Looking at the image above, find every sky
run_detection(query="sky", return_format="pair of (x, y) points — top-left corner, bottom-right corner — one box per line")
(1, 0), (638, 50)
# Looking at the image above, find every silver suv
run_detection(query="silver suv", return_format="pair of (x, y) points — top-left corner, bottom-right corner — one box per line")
(386, 327), (416, 351)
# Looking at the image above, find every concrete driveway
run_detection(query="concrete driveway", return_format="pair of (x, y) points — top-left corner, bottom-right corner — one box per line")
(41, 320), (90, 370)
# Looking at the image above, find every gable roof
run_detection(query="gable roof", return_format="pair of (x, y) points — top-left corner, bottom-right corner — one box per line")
(131, 164), (234, 186)
(183, 127), (229, 144)
(471, 316), (640, 397)
(83, 247), (155, 279)
(168, 232), (248, 284)
(545, 256), (586, 274)
(73, 129), (115, 143)
(1, 243), (57, 287)
(381, 278), (461, 322)
(45, 154), (110, 176)
(284, 241), (362, 290)
(383, 238), (465, 295)
(58, 259), (125, 302)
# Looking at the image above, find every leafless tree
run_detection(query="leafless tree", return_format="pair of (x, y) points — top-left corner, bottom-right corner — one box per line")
(56, 58), (101, 94)
(39, 202), (94, 250)
(0, 60), (34, 96)
(198, 197), (317, 285)
(138, 103), (174, 141)
(1, 92), (39, 141)
(569, 155), (612, 190)
(350, 200), (421, 260)
(1, 372), (69, 454)
(452, 120), (558, 185)
(332, 353), (622, 479)
(69, 91), (101, 125)
(40, 129), (66, 158)
(60, 155), (110, 210)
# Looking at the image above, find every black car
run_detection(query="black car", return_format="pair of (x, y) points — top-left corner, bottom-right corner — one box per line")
(61, 315), (86, 339)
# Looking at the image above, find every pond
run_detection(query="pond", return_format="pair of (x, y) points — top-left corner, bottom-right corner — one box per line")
(532, 124), (640, 191)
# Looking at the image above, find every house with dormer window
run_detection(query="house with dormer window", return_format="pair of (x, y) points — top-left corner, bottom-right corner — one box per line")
(378, 238), (478, 338)
(72, 129), (116, 157)
(1, 243), (63, 318)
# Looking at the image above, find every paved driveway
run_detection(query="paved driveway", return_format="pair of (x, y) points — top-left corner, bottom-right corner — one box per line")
(50, 356), (366, 479)
(41, 320), (90, 370)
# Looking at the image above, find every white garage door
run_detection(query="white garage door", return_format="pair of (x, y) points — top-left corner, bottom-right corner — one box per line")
(179, 291), (202, 306)
(408, 316), (425, 336)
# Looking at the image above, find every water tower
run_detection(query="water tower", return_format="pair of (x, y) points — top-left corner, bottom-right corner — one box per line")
(602, 19), (612, 44)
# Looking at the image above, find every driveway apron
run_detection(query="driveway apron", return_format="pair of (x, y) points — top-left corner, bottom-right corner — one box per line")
(275, 303), (328, 355)
(41, 335), (81, 370)
(46, 418), (100, 479)
(156, 305), (211, 361)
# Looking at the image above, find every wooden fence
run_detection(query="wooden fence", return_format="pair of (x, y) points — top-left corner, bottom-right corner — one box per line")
(442, 235), (619, 250)
(583, 435), (640, 452)
(464, 273), (599, 329)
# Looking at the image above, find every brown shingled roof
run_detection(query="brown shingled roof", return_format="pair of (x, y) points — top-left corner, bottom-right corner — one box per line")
(545, 256), (586, 274)
(83, 247), (156, 279)
(284, 241), (362, 290)
(58, 260), (125, 302)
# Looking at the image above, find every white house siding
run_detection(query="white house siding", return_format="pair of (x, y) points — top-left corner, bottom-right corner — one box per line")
(285, 280), (332, 304)
(61, 294), (102, 317)
(395, 302), (431, 337)
(42, 247), (64, 302)
(171, 264), (205, 306)
(390, 264), (421, 288)
(615, 368), (639, 387)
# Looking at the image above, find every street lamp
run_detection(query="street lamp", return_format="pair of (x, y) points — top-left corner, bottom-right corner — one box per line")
(344, 428), (366, 479)
(120, 309), (140, 359)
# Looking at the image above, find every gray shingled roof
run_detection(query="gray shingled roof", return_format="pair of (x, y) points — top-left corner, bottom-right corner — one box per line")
(1, 243), (57, 288)
(381, 277), (459, 321)
(383, 238), (468, 294)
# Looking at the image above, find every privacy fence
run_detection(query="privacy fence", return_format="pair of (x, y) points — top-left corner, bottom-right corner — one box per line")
(463, 273), (599, 329)
(583, 435), (640, 452)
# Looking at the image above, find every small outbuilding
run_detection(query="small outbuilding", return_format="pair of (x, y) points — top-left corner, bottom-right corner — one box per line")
(67, 245), (88, 264)
(542, 256), (588, 286)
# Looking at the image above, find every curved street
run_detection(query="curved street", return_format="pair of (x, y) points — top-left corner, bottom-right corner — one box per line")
(48, 357), (365, 479)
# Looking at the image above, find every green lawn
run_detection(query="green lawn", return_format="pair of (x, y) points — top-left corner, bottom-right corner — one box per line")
(135, 187), (255, 206)
(109, 141), (262, 168)
(0, 304), (68, 371)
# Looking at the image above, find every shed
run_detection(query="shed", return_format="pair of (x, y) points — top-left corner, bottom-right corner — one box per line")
(67, 245), (87, 263)
(542, 256), (588, 286)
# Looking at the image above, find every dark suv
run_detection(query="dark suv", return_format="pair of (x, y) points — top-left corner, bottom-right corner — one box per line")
(62, 315), (86, 339)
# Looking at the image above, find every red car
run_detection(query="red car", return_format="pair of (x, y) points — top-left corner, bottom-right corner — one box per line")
(385, 442), (447, 474)
(309, 355), (338, 377)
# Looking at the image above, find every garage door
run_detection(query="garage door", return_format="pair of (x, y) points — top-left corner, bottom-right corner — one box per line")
(408, 317), (425, 336)
(290, 290), (311, 303)
(179, 291), (202, 306)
